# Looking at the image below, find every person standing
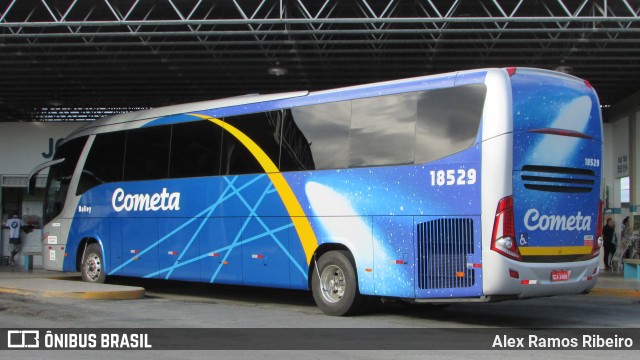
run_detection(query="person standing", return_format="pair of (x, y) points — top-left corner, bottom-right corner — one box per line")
(621, 216), (630, 258)
(602, 218), (615, 270)
(4, 212), (23, 266)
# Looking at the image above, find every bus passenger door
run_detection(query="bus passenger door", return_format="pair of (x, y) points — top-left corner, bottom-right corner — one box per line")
(414, 216), (483, 299)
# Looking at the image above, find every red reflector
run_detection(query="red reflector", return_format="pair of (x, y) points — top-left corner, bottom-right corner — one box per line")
(473, 263), (482, 268)
(395, 260), (405, 265)
(587, 276), (593, 281)
(509, 269), (520, 279)
(521, 280), (530, 285)
(584, 79), (593, 89)
(507, 67), (517, 76)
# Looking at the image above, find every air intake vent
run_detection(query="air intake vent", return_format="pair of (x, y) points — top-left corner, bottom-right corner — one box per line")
(417, 218), (475, 289)
(520, 165), (596, 193)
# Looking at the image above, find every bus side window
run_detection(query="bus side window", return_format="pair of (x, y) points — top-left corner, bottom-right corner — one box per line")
(221, 113), (278, 175)
(77, 132), (125, 195)
(170, 120), (223, 178)
(124, 126), (171, 181)
(272, 109), (316, 172)
(414, 84), (486, 164)
(350, 92), (417, 168)
(289, 101), (351, 171)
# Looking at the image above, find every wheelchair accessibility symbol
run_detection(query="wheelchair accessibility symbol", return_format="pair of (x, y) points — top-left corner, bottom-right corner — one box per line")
(519, 233), (528, 246)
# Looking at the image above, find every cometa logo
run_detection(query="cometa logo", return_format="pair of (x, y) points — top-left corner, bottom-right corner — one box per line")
(524, 208), (591, 231)
(112, 188), (181, 212)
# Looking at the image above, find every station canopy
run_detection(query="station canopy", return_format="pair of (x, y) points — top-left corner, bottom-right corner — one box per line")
(1, 0), (639, 122)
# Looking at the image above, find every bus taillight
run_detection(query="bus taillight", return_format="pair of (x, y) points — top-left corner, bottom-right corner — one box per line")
(584, 79), (593, 89)
(491, 196), (522, 261)
(591, 200), (603, 259)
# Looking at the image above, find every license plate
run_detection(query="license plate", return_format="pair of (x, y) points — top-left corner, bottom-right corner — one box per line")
(551, 270), (570, 282)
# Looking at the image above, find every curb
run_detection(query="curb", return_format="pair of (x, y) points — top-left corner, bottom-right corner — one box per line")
(589, 288), (640, 298)
(0, 279), (145, 300)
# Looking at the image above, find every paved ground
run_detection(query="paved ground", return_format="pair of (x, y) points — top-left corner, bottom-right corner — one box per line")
(1, 264), (638, 300)
(1, 265), (639, 359)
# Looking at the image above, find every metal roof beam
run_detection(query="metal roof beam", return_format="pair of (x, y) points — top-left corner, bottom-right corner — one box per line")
(3, 16), (640, 28)
(3, 27), (640, 38)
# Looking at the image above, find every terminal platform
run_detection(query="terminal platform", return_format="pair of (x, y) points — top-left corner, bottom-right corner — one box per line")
(0, 267), (145, 300)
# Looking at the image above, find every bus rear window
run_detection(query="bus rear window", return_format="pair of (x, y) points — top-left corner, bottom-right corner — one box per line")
(511, 72), (600, 140)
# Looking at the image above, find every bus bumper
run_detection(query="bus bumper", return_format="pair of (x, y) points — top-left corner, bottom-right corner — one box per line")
(482, 251), (599, 298)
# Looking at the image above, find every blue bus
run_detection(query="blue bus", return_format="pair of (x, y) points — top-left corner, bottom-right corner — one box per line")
(30, 68), (603, 316)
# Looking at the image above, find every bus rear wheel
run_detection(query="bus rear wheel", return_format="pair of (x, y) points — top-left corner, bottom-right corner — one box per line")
(312, 250), (363, 316)
(82, 243), (106, 284)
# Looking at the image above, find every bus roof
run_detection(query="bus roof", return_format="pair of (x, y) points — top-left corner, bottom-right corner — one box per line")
(64, 67), (591, 141)
(66, 91), (308, 138)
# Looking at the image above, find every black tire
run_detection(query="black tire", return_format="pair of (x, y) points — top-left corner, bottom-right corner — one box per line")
(311, 250), (364, 316)
(81, 243), (106, 284)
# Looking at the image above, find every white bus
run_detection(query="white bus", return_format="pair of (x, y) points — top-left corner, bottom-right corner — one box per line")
(31, 68), (603, 316)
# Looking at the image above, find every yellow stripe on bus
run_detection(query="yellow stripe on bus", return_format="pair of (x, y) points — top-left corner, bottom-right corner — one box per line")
(519, 246), (592, 256)
(190, 114), (318, 265)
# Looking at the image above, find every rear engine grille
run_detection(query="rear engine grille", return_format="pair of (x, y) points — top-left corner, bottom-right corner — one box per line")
(417, 218), (475, 289)
(520, 165), (595, 193)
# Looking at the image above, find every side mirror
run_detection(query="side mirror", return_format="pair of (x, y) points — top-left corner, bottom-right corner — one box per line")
(28, 176), (37, 195)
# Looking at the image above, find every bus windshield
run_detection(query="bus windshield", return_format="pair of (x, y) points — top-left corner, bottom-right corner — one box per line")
(43, 136), (86, 224)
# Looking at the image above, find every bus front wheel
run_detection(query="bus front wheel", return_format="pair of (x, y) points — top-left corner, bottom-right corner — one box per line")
(312, 250), (363, 316)
(81, 243), (106, 284)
